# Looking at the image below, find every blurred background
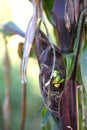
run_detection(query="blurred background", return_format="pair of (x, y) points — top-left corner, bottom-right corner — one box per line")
(0, 0), (43, 129)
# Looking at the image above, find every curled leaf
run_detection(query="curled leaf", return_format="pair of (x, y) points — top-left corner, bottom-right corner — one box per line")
(21, 2), (38, 83)
(21, 0), (44, 83)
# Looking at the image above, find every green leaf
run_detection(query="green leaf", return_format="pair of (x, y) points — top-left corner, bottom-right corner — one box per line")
(41, 108), (51, 126)
(43, 0), (53, 12)
(80, 40), (87, 93)
(0, 21), (25, 37)
(42, 0), (55, 26)
(46, 120), (52, 130)
(42, 125), (47, 130)
(63, 53), (74, 79)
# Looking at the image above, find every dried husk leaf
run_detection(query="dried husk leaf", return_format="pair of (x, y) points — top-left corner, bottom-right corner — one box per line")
(35, 29), (50, 61)
(35, 29), (66, 119)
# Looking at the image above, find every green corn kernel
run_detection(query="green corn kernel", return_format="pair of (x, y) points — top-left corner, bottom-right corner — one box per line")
(52, 70), (59, 78)
(54, 75), (61, 83)
(59, 78), (65, 84)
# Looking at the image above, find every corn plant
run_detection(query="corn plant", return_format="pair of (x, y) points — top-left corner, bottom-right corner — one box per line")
(21, 0), (87, 130)
(0, 0), (87, 130)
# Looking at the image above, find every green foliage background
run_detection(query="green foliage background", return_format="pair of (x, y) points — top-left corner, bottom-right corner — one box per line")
(0, 38), (43, 130)
(0, 1), (43, 129)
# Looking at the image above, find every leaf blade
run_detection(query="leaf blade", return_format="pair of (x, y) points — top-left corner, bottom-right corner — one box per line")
(41, 109), (51, 127)
(42, 0), (55, 26)
(80, 40), (87, 93)
(0, 21), (25, 37)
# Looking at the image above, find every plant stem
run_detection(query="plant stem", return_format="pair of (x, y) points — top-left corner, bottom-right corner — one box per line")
(21, 83), (26, 130)
(3, 35), (11, 130)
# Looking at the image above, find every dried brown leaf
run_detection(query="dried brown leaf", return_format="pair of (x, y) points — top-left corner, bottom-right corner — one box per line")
(21, 0), (44, 83)
(35, 29), (66, 119)
(21, 3), (38, 83)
